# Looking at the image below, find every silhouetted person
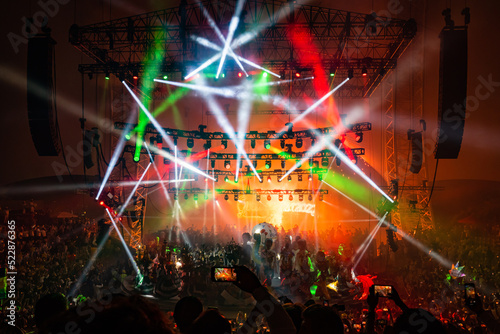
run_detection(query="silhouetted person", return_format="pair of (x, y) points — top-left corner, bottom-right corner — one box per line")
(190, 309), (231, 334)
(34, 293), (68, 331)
(173, 296), (203, 334)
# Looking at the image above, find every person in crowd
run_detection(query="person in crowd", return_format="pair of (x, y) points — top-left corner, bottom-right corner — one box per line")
(173, 296), (204, 334)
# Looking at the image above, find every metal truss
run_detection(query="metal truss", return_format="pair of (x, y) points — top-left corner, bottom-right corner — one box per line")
(114, 121), (371, 140)
(70, 0), (416, 98)
(168, 188), (328, 195)
(123, 145), (365, 160)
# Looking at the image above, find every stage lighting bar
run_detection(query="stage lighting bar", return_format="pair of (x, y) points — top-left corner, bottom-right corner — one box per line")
(166, 188), (328, 196)
(114, 121), (372, 141)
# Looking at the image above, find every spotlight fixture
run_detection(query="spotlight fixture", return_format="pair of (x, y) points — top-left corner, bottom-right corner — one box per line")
(256, 194), (261, 201)
(224, 194), (229, 201)
(279, 194), (283, 201)
(362, 67), (367, 77)
(308, 194), (313, 201)
(280, 139), (285, 149)
(205, 177), (209, 182)
(321, 157), (329, 167)
(296, 138), (303, 148)
(298, 174), (303, 182)
(264, 139), (271, 149)
(234, 194), (238, 201)
(238, 72), (243, 78)
(279, 71), (285, 79)
(132, 70), (139, 80)
(105, 71), (110, 80)
(352, 156), (358, 165)
(289, 194), (293, 201)
(336, 156), (341, 167)
(267, 176), (272, 183)
(186, 138), (194, 148)
(348, 68), (354, 79)
(224, 176), (229, 182)
(318, 174), (323, 181)
(281, 160), (286, 169)
(251, 139), (256, 149)
(288, 175), (292, 182)
(173, 136), (178, 146)
(174, 194), (178, 201)
(224, 160), (231, 169)
(234, 176), (238, 183)
(193, 194), (198, 201)
(312, 160), (319, 169)
(329, 66), (336, 77)
(211, 160), (216, 168)
(267, 195), (272, 201)
(308, 174), (313, 182)
(253, 160), (257, 168)
(259, 174), (264, 183)
(203, 140), (212, 150)
(221, 140), (228, 149)
(265, 160), (271, 169)
(299, 194), (304, 201)
(355, 132), (363, 143)
(295, 71), (301, 78)
(184, 193), (188, 200)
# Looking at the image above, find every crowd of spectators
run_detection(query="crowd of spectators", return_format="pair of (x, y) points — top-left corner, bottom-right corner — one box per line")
(0, 206), (499, 333)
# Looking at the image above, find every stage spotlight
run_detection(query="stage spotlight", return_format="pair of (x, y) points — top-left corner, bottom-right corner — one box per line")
(289, 194), (293, 201)
(174, 194), (178, 201)
(203, 140), (212, 150)
(308, 174), (313, 182)
(256, 194), (261, 201)
(329, 66), (336, 77)
(265, 160), (271, 169)
(238, 72), (243, 78)
(348, 68), (354, 79)
(295, 71), (301, 78)
(184, 193), (188, 200)
(312, 160), (319, 169)
(234, 176), (239, 183)
(319, 193), (324, 201)
(173, 136), (178, 146)
(352, 156), (358, 165)
(281, 160), (286, 169)
(224, 160), (231, 169)
(355, 132), (363, 143)
(194, 194), (198, 201)
(221, 139), (228, 149)
(224, 176), (229, 182)
(259, 174), (264, 183)
(321, 157), (329, 167)
(264, 139), (271, 149)
(234, 194), (238, 201)
(280, 71), (285, 79)
(318, 174), (323, 181)
(298, 174), (303, 182)
(187, 138), (194, 148)
(211, 160), (216, 168)
(263, 72), (268, 78)
(299, 194), (304, 201)
(279, 194), (283, 201)
(267, 176), (272, 183)
(105, 71), (110, 80)
(296, 138), (303, 148)
(163, 74), (168, 80)
(253, 160), (257, 168)
(280, 139), (285, 149)
(308, 194), (313, 201)
(362, 67), (367, 77)
(288, 175), (292, 182)
(251, 139), (256, 149)
(336, 156), (341, 167)
(224, 194), (229, 201)
(133, 70), (139, 80)
(267, 195), (272, 201)
(99, 201), (105, 206)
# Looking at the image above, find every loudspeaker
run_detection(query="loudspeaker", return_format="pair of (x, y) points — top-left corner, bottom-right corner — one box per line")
(409, 132), (423, 174)
(434, 27), (468, 159)
(27, 32), (60, 156)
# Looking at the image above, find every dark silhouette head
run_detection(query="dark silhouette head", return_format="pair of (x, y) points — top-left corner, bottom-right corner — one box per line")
(190, 309), (232, 334)
(393, 308), (446, 334)
(173, 296), (203, 333)
(34, 293), (68, 329)
(299, 304), (343, 334)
